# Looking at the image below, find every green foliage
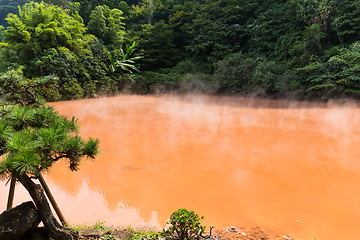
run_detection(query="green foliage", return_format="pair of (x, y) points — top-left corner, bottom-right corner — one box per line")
(128, 60), (215, 94)
(101, 46), (118, 77)
(87, 5), (125, 48)
(170, 60), (194, 75)
(70, 223), (160, 240)
(117, 41), (143, 72)
(0, 1), (94, 92)
(127, 0), (172, 25)
(129, 71), (178, 94)
(132, 232), (159, 240)
(162, 208), (205, 240)
(127, 20), (179, 70)
(0, 0), (31, 28)
(0, 67), (61, 102)
(91, 221), (117, 239)
(3, 0), (360, 99)
(3, 2), (87, 56)
(0, 2), (134, 100)
(181, 0), (263, 71)
(130, 227), (160, 240)
(62, 78), (85, 99)
(75, 0), (124, 24)
(332, 0), (360, 45)
(118, 1), (131, 15)
(31, 48), (78, 80)
(101, 41), (142, 76)
(297, 41), (360, 98)
(247, 2), (302, 60)
(214, 52), (259, 94)
(39, 0), (80, 15)
(98, 41), (143, 95)
(0, 71), (100, 179)
(213, 52), (293, 96)
(178, 72), (215, 94)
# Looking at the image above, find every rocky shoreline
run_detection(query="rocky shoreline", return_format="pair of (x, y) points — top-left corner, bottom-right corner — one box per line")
(0, 201), (299, 240)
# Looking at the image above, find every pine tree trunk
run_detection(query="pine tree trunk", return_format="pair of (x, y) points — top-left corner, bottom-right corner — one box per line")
(16, 173), (79, 240)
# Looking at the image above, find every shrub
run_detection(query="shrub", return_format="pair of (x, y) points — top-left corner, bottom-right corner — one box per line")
(296, 41), (360, 98)
(61, 78), (84, 99)
(162, 208), (205, 240)
(178, 73), (215, 94)
(130, 71), (179, 94)
(213, 52), (258, 94)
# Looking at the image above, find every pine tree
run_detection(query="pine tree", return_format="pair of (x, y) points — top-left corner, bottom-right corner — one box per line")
(0, 69), (100, 240)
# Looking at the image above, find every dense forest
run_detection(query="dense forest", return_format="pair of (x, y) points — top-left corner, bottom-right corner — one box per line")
(1, 0), (360, 100)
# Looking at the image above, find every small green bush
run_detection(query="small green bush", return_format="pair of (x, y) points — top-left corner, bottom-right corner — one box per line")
(162, 208), (205, 240)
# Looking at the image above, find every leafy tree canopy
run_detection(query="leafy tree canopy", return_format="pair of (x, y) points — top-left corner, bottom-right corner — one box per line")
(87, 5), (125, 48)
(0, 2), (108, 100)
(0, 0), (31, 28)
(3, 0), (360, 99)
(2, 1), (88, 61)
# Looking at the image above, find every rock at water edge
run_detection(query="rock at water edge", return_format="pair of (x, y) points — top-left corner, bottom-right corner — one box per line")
(0, 201), (41, 240)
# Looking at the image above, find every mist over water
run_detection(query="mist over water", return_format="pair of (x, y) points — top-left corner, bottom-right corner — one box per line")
(1, 95), (360, 239)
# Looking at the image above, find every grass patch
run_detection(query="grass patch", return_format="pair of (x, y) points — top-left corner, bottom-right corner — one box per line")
(66, 221), (161, 240)
(66, 220), (116, 239)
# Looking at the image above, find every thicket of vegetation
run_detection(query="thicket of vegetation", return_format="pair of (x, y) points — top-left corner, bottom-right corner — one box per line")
(1, 0), (360, 100)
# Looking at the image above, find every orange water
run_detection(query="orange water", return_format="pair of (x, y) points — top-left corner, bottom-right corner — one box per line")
(1, 95), (360, 239)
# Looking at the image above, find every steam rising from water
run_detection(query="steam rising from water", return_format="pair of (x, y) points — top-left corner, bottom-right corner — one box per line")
(1, 95), (360, 239)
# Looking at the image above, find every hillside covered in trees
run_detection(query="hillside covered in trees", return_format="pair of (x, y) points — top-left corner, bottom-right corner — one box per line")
(1, 0), (360, 100)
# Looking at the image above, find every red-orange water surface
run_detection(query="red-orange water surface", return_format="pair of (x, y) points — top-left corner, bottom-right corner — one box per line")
(1, 95), (360, 239)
